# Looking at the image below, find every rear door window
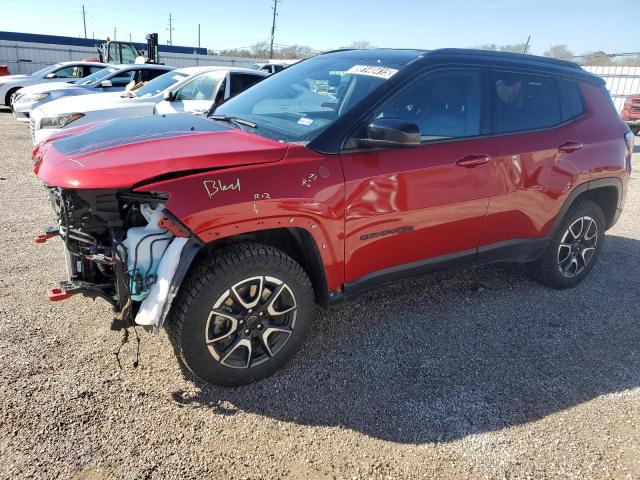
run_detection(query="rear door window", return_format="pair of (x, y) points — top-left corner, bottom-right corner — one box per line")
(53, 65), (84, 78)
(85, 65), (105, 76)
(491, 71), (562, 134)
(175, 72), (223, 101)
(229, 73), (264, 96)
(110, 70), (135, 86)
(136, 68), (168, 83)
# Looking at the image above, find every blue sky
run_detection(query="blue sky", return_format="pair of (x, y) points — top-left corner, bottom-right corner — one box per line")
(0, 0), (636, 55)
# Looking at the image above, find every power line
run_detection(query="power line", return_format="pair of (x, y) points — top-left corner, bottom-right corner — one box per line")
(269, 0), (279, 59)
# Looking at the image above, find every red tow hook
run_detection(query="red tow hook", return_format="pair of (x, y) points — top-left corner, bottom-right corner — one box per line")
(47, 287), (76, 302)
(34, 227), (60, 244)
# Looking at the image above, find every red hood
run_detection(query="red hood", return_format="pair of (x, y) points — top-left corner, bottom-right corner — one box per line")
(34, 113), (288, 189)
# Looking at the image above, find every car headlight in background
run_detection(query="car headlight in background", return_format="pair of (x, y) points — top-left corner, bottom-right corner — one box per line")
(39, 113), (85, 129)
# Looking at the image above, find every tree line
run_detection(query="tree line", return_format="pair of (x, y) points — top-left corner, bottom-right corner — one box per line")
(208, 40), (640, 67)
(479, 43), (640, 67)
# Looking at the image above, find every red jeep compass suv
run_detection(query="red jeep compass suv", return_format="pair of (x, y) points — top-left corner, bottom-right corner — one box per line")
(33, 49), (632, 386)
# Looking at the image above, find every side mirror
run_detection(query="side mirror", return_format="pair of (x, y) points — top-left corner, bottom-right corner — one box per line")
(45, 73), (58, 79)
(100, 79), (113, 88)
(361, 118), (421, 148)
(163, 90), (174, 102)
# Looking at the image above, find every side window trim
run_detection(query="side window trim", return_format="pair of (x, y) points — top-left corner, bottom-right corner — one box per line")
(558, 78), (586, 122)
(480, 68), (492, 136)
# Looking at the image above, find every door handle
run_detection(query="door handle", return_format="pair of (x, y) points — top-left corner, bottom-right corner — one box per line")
(559, 141), (583, 153)
(456, 154), (491, 168)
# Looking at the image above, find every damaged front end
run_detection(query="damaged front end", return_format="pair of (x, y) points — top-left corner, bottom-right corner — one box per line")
(38, 187), (200, 333)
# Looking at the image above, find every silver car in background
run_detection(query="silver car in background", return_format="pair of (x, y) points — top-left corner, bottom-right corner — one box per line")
(0, 61), (108, 109)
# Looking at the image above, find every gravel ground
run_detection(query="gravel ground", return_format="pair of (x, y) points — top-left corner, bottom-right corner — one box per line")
(0, 108), (638, 480)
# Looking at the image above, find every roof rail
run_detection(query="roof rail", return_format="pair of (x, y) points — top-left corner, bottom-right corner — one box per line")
(320, 48), (356, 55)
(429, 48), (582, 69)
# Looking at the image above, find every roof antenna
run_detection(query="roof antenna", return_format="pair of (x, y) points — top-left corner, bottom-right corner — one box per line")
(523, 36), (531, 54)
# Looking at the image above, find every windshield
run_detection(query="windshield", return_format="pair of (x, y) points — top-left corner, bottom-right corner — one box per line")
(213, 56), (403, 144)
(31, 64), (63, 77)
(77, 67), (118, 85)
(134, 71), (188, 97)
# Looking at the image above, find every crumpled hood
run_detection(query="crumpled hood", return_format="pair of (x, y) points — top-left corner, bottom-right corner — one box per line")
(34, 113), (289, 189)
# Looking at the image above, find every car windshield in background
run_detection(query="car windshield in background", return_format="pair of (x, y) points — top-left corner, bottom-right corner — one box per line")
(213, 57), (403, 144)
(31, 64), (63, 76)
(77, 67), (118, 85)
(134, 71), (188, 97)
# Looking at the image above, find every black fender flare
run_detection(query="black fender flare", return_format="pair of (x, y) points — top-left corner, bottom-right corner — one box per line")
(550, 177), (623, 235)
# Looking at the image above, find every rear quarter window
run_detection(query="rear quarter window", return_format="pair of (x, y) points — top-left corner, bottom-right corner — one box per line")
(491, 71), (562, 134)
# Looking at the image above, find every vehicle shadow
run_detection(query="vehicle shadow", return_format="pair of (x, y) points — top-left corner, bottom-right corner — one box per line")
(171, 236), (640, 444)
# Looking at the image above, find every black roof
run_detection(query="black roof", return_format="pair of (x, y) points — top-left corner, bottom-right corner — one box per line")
(319, 48), (428, 66)
(319, 47), (600, 82)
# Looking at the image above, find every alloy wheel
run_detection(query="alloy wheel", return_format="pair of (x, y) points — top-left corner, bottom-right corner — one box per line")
(557, 216), (598, 278)
(205, 275), (297, 368)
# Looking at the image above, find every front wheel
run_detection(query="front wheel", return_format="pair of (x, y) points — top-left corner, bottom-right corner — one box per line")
(528, 200), (605, 289)
(166, 243), (315, 387)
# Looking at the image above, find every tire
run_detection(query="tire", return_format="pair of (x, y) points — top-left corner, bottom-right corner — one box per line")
(528, 200), (605, 289)
(5, 88), (19, 109)
(166, 243), (315, 387)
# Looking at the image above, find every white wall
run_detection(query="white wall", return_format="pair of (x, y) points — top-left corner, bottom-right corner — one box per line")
(0, 39), (267, 74)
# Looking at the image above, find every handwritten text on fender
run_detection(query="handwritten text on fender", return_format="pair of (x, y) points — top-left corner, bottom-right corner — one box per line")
(204, 178), (241, 198)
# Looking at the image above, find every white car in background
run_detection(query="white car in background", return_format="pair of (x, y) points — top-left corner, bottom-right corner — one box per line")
(12, 64), (174, 122)
(0, 61), (108, 108)
(29, 66), (267, 145)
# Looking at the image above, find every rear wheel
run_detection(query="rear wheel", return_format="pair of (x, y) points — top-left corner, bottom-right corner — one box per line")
(166, 243), (315, 386)
(528, 200), (605, 289)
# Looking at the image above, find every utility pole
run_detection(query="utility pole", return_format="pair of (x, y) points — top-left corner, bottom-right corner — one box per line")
(198, 24), (201, 48)
(269, 0), (279, 59)
(129, 33), (132, 42)
(167, 14), (174, 45)
(113, 27), (117, 40)
(82, 5), (87, 39)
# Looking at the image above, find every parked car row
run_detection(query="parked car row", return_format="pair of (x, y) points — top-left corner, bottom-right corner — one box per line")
(18, 49), (633, 387)
(26, 66), (267, 144)
(0, 61), (109, 107)
(3, 59), (276, 144)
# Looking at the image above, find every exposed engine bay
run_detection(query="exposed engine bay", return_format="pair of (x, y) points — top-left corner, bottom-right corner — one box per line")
(43, 187), (195, 332)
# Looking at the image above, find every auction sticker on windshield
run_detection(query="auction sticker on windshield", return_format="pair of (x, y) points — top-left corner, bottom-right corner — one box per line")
(346, 65), (398, 80)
